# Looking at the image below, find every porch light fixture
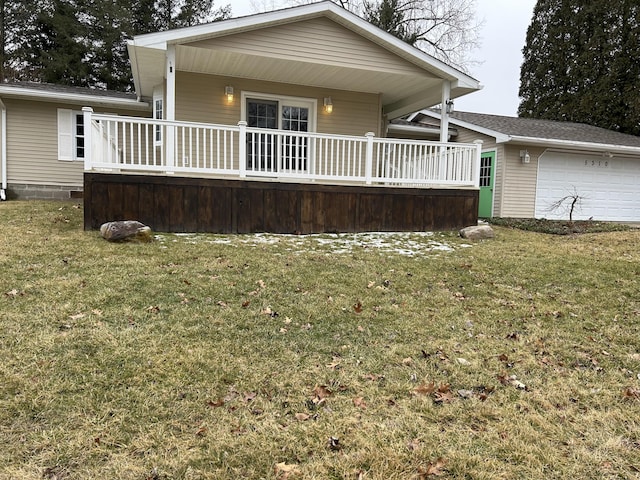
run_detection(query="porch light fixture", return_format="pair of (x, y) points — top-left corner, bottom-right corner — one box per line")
(323, 97), (333, 114)
(225, 86), (234, 104)
(445, 98), (454, 114)
(520, 149), (531, 164)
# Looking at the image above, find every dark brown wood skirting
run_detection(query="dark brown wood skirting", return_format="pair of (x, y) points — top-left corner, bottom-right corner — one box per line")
(84, 173), (478, 233)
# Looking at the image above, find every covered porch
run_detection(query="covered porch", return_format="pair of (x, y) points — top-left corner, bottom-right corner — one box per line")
(83, 1), (483, 233)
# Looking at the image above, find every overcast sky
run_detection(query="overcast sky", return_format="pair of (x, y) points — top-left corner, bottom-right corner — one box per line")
(228, 0), (537, 117)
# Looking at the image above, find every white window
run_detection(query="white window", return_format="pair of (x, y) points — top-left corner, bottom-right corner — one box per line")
(154, 98), (163, 143)
(57, 109), (85, 161)
(153, 88), (163, 144)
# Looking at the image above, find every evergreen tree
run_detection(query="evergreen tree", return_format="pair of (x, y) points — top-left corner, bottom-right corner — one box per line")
(29, 0), (91, 86)
(518, 0), (640, 136)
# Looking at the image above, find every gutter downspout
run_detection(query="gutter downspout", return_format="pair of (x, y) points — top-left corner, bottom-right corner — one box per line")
(0, 98), (6, 201)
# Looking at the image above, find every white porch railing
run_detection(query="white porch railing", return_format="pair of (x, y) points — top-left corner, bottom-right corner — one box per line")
(83, 108), (481, 188)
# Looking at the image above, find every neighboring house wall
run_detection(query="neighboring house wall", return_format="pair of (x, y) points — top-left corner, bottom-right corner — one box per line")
(175, 71), (381, 137)
(4, 98), (149, 199)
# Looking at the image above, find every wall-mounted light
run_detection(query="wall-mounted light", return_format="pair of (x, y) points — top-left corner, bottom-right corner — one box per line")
(445, 98), (454, 114)
(520, 149), (531, 164)
(323, 97), (333, 114)
(225, 86), (234, 104)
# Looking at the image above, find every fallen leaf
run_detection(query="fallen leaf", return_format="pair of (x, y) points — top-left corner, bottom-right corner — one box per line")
(147, 305), (160, 313)
(352, 396), (367, 409)
(623, 387), (640, 399)
(195, 425), (207, 436)
(207, 399), (224, 408)
(367, 281), (375, 288)
(258, 280), (266, 289)
(407, 438), (421, 451)
(274, 462), (300, 479)
(353, 301), (363, 314)
(498, 353), (509, 362)
(417, 457), (447, 477)
(294, 412), (311, 421)
(327, 358), (341, 370)
(402, 357), (413, 366)
(456, 357), (470, 366)
(217, 301), (228, 308)
(434, 390), (454, 404)
(357, 325), (365, 332)
(69, 313), (85, 321)
(414, 382), (437, 396)
(312, 385), (332, 400)
(242, 300), (250, 308)
(5, 289), (22, 297)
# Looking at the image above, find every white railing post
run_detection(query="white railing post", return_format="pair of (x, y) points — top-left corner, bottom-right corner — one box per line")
(365, 132), (375, 185)
(473, 139), (483, 187)
(82, 107), (93, 171)
(238, 121), (247, 178)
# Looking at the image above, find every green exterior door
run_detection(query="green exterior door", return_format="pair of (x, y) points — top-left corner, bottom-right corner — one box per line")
(478, 151), (495, 218)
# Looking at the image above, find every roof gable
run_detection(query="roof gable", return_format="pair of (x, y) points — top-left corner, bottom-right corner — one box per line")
(128, 1), (480, 117)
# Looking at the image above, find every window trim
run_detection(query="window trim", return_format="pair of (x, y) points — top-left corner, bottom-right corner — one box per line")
(240, 91), (317, 132)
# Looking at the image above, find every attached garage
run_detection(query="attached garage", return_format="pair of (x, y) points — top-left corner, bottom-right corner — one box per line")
(414, 110), (640, 222)
(536, 151), (640, 222)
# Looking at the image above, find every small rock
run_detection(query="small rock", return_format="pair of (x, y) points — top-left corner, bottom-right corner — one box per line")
(459, 225), (495, 240)
(100, 220), (153, 243)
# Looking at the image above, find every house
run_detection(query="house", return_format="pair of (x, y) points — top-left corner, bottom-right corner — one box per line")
(2, 1), (485, 233)
(415, 110), (640, 222)
(0, 83), (151, 201)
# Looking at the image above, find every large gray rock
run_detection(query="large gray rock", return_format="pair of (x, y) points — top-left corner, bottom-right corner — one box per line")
(459, 225), (494, 240)
(100, 220), (153, 243)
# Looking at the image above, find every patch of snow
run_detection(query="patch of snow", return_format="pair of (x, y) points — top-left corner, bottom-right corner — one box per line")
(154, 231), (469, 256)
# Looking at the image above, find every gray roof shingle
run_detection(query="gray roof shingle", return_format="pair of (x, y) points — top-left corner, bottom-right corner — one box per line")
(0, 81), (138, 101)
(449, 111), (640, 148)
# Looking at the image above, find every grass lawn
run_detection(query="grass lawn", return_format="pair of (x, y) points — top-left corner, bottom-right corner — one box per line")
(1, 201), (640, 479)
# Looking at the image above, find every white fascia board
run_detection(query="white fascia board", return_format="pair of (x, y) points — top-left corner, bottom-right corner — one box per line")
(130, 1), (339, 49)
(387, 123), (442, 136)
(0, 85), (150, 111)
(418, 109), (510, 142)
(507, 135), (640, 155)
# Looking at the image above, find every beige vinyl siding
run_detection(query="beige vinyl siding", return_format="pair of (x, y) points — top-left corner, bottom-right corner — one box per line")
(186, 17), (426, 77)
(498, 144), (543, 218)
(175, 71), (381, 137)
(4, 98), (149, 187)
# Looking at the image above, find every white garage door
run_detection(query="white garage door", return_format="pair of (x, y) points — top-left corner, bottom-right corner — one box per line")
(536, 151), (640, 222)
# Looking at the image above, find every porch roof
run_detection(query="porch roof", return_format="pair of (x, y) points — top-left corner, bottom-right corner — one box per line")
(127, 1), (481, 119)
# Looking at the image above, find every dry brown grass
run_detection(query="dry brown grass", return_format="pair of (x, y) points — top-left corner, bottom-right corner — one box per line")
(1, 201), (640, 479)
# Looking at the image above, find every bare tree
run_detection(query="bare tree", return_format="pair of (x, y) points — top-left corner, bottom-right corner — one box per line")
(245, 0), (481, 70)
(546, 187), (586, 223)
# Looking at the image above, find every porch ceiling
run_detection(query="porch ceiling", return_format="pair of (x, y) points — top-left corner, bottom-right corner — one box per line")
(132, 44), (476, 119)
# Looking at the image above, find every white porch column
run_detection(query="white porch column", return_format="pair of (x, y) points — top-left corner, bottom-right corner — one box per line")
(238, 121), (247, 178)
(473, 139), (483, 187)
(82, 107), (93, 171)
(365, 132), (375, 185)
(440, 80), (451, 143)
(165, 44), (176, 168)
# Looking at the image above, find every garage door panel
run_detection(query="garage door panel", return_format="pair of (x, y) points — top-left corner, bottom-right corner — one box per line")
(536, 151), (640, 222)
